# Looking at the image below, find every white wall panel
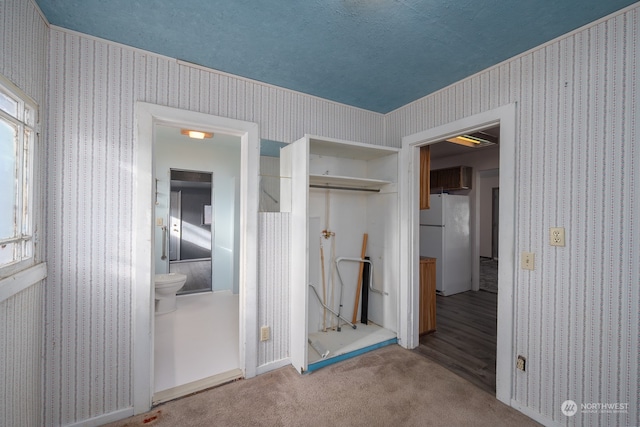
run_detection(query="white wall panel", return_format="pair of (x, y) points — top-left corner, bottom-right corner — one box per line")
(0, 1), (48, 426)
(257, 213), (290, 367)
(386, 6), (640, 426)
(0, 284), (44, 427)
(44, 26), (382, 425)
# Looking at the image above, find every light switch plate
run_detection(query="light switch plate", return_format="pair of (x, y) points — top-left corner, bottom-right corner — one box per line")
(521, 252), (535, 271)
(260, 326), (270, 341)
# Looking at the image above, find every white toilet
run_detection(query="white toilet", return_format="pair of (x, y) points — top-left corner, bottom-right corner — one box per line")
(154, 273), (187, 315)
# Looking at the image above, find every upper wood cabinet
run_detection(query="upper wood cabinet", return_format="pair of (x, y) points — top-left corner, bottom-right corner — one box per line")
(430, 166), (472, 192)
(419, 146), (430, 209)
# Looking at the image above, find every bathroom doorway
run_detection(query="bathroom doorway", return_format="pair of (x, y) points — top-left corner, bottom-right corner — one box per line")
(152, 124), (242, 404)
(169, 169), (213, 295)
(134, 102), (259, 414)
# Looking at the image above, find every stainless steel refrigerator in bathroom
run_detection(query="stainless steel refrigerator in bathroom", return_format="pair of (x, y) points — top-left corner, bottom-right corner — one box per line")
(419, 194), (471, 296)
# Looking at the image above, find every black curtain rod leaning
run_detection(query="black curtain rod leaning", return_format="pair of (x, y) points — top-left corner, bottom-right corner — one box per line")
(309, 184), (380, 193)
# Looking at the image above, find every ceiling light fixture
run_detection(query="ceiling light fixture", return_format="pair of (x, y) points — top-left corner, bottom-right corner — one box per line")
(446, 134), (494, 148)
(181, 129), (213, 139)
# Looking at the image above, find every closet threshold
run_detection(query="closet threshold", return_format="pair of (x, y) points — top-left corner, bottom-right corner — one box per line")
(307, 338), (397, 373)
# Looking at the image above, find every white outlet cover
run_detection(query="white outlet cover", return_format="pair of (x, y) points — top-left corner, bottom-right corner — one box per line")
(550, 227), (565, 246)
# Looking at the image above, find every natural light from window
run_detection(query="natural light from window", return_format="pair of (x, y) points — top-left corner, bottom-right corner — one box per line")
(0, 77), (36, 270)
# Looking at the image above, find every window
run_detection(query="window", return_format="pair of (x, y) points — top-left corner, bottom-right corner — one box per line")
(0, 75), (37, 272)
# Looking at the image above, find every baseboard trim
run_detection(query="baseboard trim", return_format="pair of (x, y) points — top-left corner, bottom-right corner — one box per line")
(153, 368), (243, 405)
(510, 399), (561, 427)
(256, 358), (291, 375)
(65, 407), (134, 427)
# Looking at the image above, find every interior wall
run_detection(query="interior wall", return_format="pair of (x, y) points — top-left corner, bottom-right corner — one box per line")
(386, 5), (639, 426)
(43, 25), (384, 426)
(257, 213), (290, 371)
(479, 174), (500, 258)
(0, 0), (49, 426)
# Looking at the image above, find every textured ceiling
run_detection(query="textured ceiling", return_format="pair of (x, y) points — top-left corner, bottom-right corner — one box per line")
(35, 0), (636, 113)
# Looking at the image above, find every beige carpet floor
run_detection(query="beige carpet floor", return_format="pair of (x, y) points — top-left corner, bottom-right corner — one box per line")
(108, 345), (539, 427)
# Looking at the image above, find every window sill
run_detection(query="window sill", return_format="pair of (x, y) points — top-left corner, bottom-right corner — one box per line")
(0, 262), (47, 303)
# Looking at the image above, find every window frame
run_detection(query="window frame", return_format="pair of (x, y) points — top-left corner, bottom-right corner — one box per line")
(0, 74), (38, 279)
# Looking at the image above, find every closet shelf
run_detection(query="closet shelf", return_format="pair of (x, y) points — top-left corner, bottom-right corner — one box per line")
(309, 174), (391, 189)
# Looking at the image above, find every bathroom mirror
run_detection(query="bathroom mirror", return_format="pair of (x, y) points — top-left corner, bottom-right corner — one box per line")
(169, 169), (213, 294)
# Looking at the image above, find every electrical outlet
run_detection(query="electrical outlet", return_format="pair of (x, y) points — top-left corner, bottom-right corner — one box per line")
(156, 217), (163, 226)
(550, 227), (565, 246)
(521, 252), (535, 271)
(517, 355), (526, 371)
(260, 326), (270, 342)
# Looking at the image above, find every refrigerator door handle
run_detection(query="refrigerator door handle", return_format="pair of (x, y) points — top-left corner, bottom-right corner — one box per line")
(420, 224), (445, 227)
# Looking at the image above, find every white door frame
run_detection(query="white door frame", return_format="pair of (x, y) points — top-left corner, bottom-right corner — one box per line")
(132, 102), (260, 413)
(397, 103), (516, 405)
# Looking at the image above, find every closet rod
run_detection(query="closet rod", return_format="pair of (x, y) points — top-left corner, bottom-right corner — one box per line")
(309, 184), (380, 193)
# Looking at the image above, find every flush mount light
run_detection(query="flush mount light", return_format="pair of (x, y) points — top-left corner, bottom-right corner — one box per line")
(180, 129), (213, 139)
(446, 134), (495, 148)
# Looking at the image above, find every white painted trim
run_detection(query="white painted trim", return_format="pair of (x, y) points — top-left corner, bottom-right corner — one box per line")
(27, 0), (50, 26)
(255, 358), (291, 375)
(0, 262), (47, 303)
(398, 104), (517, 406)
(133, 102), (260, 414)
(510, 400), (561, 427)
(152, 369), (243, 405)
(65, 408), (134, 427)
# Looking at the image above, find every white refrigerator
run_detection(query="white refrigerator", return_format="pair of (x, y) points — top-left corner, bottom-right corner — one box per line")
(419, 194), (471, 296)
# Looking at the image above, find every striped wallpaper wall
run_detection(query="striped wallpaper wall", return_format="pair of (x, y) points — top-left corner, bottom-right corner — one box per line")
(0, 284), (44, 427)
(1, 1), (49, 426)
(258, 213), (291, 368)
(4, 0), (639, 425)
(44, 26), (383, 425)
(386, 6), (639, 427)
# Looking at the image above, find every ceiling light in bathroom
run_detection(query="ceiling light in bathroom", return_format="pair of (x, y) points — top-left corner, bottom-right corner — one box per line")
(180, 129), (213, 139)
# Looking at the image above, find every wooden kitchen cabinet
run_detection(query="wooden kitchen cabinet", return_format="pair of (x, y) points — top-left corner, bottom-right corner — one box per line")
(419, 257), (436, 335)
(419, 146), (430, 209)
(430, 165), (472, 192)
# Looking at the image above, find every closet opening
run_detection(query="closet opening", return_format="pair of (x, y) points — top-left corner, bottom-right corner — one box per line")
(282, 135), (400, 373)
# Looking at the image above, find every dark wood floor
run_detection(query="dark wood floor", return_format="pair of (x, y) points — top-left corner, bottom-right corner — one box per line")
(414, 290), (497, 394)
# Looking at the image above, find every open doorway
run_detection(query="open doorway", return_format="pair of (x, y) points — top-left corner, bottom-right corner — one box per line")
(416, 127), (499, 393)
(133, 102), (259, 414)
(399, 103), (516, 405)
(152, 125), (242, 403)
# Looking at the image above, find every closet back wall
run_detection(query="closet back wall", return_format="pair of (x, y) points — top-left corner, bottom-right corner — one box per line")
(44, 27), (384, 426)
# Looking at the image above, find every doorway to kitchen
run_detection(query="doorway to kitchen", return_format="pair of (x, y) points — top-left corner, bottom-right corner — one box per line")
(416, 128), (499, 393)
(399, 103), (516, 405)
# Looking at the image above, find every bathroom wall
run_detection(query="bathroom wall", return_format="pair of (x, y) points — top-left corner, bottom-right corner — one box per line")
(0, 0), (48, 426)
(386, 5), (640, 426)
(155, 128), (240, 294)
(43, 23), (384, 425)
